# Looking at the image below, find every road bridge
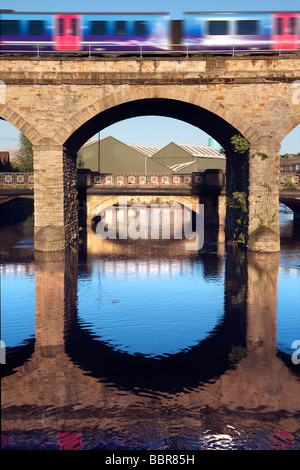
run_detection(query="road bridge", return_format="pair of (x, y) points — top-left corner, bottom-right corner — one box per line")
(0, 55), (300, 251)
(1, 170), (300, 231)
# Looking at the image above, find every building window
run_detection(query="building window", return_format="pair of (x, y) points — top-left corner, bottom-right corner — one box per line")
(115, 21), (127, 36)
(236, 20), (259, 35)
(134, 21), (147, 36)
(91, 21), (107, 36)
(28, 20), (45, 35)
(296, 164), (300, 171)
(280, 166), (285, 172)
(207, 21), (229, 35)
(0, 20), (20, 35)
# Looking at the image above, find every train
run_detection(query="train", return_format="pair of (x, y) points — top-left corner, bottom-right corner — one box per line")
(0, 10), (299, 54)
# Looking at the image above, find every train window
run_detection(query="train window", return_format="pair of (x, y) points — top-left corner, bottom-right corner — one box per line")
(289, 17), (297, 35)
(91, 21), (107, 36)
(134, 21), (147, 36)
(0, 20), (20, 35)
(69, 18), (78, 36)
(207, 21), (229, 35)
(115, 21), (127, 36)
(236, 20), (259, 35)
(275, 17), (284, 35)
(58, 18), (64, 36)
(28, 20), (45, 35)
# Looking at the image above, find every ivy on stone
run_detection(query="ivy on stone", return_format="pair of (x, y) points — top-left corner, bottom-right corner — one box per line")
(231, 135), (250, 154)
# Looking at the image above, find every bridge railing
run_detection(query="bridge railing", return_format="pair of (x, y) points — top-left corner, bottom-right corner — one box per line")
(92, 173), (206, 188)
(0, 172), (34, 188)
(1, 42), (300, 57)
(1, 171), (298, 188)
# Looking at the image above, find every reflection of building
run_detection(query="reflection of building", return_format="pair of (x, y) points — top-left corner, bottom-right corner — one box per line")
(77, 136), (226, 174)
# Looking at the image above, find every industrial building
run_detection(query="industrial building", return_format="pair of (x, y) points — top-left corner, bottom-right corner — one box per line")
(151, 141), (226, 173)
(77, 136), (226, 174)
(77, 136), (171, 174)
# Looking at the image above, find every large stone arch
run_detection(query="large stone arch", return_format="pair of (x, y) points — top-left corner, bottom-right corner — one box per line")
(21, 84), (288, 253)
(57, 87), (259, 152)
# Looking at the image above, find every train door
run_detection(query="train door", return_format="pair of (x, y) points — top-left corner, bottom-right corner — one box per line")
(54, 14), (81, 50)
(273, 13), (298, 49)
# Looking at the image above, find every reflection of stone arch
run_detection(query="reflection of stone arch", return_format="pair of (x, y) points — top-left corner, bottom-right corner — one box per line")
(65, 298), (247, 394)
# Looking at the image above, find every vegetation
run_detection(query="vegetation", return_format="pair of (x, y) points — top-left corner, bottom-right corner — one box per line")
(256, 152), (269, 161)
(13, 134), (33, 172)
(226, 191), (248, 214)
(0, 160), (16, 172)
(283, 178), (298, 190)
(0, 134), (33, 172)
(281, 152), (300, 159)
(230, 135), (250, 154)
(226, 191), (248, 246)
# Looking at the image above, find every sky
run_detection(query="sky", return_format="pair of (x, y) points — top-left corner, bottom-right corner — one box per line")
(0, 0), (299, 154)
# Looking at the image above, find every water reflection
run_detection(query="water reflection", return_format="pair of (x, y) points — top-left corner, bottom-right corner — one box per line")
(1, 206), (300, 450)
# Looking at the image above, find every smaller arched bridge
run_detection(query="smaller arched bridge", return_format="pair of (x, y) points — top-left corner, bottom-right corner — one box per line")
(1, 170), (300, 228)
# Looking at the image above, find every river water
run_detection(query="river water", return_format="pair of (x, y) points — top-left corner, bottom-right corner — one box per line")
(1, 202), (300, 451)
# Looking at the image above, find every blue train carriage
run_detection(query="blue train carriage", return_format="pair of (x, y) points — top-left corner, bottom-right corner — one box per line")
(0, 11), (54, 52)
(81, 12), (171, 53)
(0, 10), (171, 53)
(182, 11), (300, 53)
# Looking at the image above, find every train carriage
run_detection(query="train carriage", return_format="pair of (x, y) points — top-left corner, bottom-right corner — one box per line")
(0, 9), (299, 55)
(80, 13), (170, 54)
(182, 11), (300, 53)
(0, 11), (170, 53)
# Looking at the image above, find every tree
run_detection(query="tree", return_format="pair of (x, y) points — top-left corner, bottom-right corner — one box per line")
(13, 134), (33, 172)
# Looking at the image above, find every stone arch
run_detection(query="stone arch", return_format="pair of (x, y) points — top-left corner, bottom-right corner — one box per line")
(88, 194), (199, 222)
(57, 87), (259, 152)
(0, 105), (42, 144)
(271, 108), (300, 144)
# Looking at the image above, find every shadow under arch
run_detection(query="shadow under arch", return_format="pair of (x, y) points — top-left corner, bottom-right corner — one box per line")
(64, 98), (240, 153)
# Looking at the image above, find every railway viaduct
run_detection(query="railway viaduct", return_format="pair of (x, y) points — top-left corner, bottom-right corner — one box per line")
(0, 54), (300, 252)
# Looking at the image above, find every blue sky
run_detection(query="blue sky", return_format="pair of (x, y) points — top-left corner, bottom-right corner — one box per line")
(0, 0), (299, 153)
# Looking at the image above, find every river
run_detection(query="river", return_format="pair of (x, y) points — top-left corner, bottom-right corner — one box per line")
(1, 202), (299, 450)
